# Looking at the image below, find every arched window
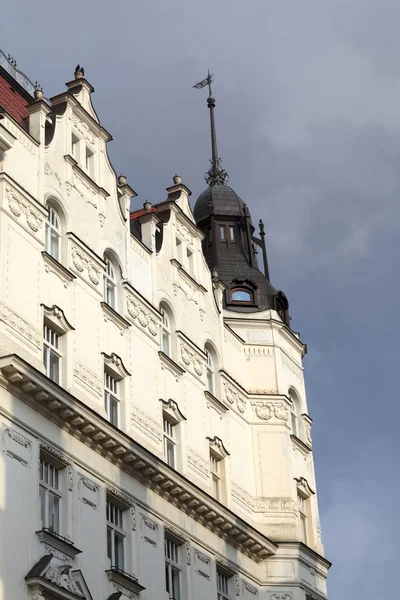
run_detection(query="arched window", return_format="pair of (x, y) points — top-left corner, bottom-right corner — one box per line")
(104, 254), (117, 309)
(229, 287), (254, 304)
(289, 388), (300, 437)
(160, 304), (172, 357)
(206, 349), (214, 394)
(45, 205), (61, 260)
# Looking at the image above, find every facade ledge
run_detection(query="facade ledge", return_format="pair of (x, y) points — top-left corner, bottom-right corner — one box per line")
(171, 259), (207, 293)
(0, 353), (277, 563)
(42, 251), (77, 285)
(291, 434), (312, 455)
(64, 154), (110, 199)
(0, 120), (16, 151)
(101, 302), (131, 332)
(204, 390), (229, 416)
(36, 528), (82, 558)
(105, 567), (145, 594)
(158, 351), (186, 379)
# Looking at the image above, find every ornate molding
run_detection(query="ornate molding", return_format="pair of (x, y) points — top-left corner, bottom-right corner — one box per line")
(45, 162), (62, 187)
(3, 426), (31, 466)
(39, 440), (72, 466)
(70, 243), (101, 286)
(70, 114), (96, 146)
(223, 381), (246, 414)
(187, 448), (209, 478)
(243, 581), (258, 595)
(0, 354), (277, 563)
(208, 436), (229, 459)
(0, 301), (41, 349)
(251, 401), (289, 425)
(270, 595), (292, 600)
(103, 352), (130, 379)
(42, 304), (74, 334)
(126, 291), (159, 339)
(131, 405), (162, 443)
(244, 345), (274, 357)
(281, 352), (303, 381)
(160, 398), (186, 423)
(73, 361), (102, 397)
(295, 477), (315, 497)
(66, 171), (97, 208)
(173, 269), (199, 304)
(42, 251), (76, 288)
(174, 219), (194, 246)
(5, 185), (44, 235)
(179, 340), (204, 379)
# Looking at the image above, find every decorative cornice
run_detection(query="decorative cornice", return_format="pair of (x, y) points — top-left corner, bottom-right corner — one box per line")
(103, 352), (130, 379)
(42, 304), (74, 334)
(42, 251), (76, 288)
(160, 398), (186, 423)
(0, 353), (277, 562)
(124, 285), (160, 341)
(158, 351), (185, 381)
(204, 390), (228, 418)
(101, 302), (131, 335)
(208, 436), (230, 458)
(295, 477), (315, 497)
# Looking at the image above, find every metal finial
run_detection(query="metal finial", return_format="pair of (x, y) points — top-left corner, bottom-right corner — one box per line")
(193, 71), (229, 187)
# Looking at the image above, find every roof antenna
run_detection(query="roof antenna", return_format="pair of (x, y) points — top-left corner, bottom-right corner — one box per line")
(193, 71), (229, 186)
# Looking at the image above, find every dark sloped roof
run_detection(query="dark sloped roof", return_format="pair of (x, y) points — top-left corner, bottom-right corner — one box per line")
(194, 185), (246, 223)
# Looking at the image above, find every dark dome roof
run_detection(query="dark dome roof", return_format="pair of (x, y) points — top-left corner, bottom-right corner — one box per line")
(193, 184), (246, 223)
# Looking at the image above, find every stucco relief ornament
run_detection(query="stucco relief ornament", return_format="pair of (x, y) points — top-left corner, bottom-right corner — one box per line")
(253, 403), (273, 420)
(269, 595), (292, 600)
(8, 192), (21, 216)
(305, 423), (312, 446)
(44, 564), (84, 597)
(31, 591), (45, 600)
(180, 342), (192, 366)
(274, 403), (289, 422)
(127, 296), (158, 336)
(87, 264), (100, 285)
(71, 246), (85, 272)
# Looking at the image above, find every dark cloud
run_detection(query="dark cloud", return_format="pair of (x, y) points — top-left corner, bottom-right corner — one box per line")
(2, 1), (398, 596)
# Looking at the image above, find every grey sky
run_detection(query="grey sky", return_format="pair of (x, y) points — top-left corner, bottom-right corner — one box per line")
(2, 0), (398, 596)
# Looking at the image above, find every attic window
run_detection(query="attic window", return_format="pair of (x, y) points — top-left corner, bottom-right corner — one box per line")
(229, 288), (254, 303)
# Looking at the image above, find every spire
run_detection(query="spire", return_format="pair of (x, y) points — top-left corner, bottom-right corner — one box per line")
(193, 71), (229, 186)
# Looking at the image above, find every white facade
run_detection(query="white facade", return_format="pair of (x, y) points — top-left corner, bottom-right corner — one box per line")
(0, 60), (330, 600)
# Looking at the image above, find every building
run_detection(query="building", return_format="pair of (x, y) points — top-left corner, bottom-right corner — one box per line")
(0, 51), (330, 600)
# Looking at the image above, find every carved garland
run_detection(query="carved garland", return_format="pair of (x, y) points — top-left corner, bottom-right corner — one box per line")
(251, 402), (289, 423)
(71, 244), (101, 285)
(223, 382), (246, 414)
(126, 295), (158, 337)
(180, 341), (203, 377)
(5, 186), (44, 233)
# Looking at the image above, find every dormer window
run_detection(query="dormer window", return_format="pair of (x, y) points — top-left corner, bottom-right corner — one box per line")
(229, 287), (254, 304)
(219, 225), (226, 241)
(228, 225), (235, 241)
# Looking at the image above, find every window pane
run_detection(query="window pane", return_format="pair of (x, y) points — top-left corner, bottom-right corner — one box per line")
(50, 230), (60, 260)
(229, 225), (235, 240)
(48, 492), (60, 532)
(231, 289), (252, 302)
(162, 331), (170, 356)
(114, 532), (124, 569)
(39, 486), (45, 527)
(110, 396), (119, 426)
(171, 567), (180, 600)
(107, 527), (113, 562)
(219, 225), (225, 240)
(49, 352), (60, 384)
(165, 438), (175, 468)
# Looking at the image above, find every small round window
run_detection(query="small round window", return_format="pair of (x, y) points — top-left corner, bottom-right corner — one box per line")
(229, 288), (254, 303)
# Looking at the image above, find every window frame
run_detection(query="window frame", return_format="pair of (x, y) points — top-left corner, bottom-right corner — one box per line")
(39, 456), (63, 534)
(228, 287), (254, 304)
(45, 204), (61, 261)
(163, 415), (176, 468)
(104, 371), (120, 427)
(160, 305), (172, 357)
(205, 349), (214, 395)
(165, 536), (182, 600)
(104, 254), (117, 310)
(217, 567), (232, 600)
(297, 491), (308, 544)
(210, 452), (221, 501)
(106, 497), (126, 571)
(43, 324), (62, 384)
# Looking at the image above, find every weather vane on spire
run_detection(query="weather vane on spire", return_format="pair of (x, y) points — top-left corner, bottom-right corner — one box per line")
(193, 71), (229, 186)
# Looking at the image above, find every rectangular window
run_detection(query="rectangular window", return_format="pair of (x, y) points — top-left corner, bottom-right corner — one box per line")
(43, 324), (61, 384)
(228, 225), (235, 241)
(297, 493), (308, 543)
(71, 133), (79, 160)
(210, 453), (221, 501)
(176, 237), (183, 264)
(106, 498), (125, 570)
(217, 568), (231, 600)
(186, 247), (194, 276)
(165, 537), (181, 600)
(104, 372), (119, 427)
(85, 146), (94, 176)
(219, 225), (226, 241)
(163, 416), (176, 468)
(39, 457), (62, 533)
